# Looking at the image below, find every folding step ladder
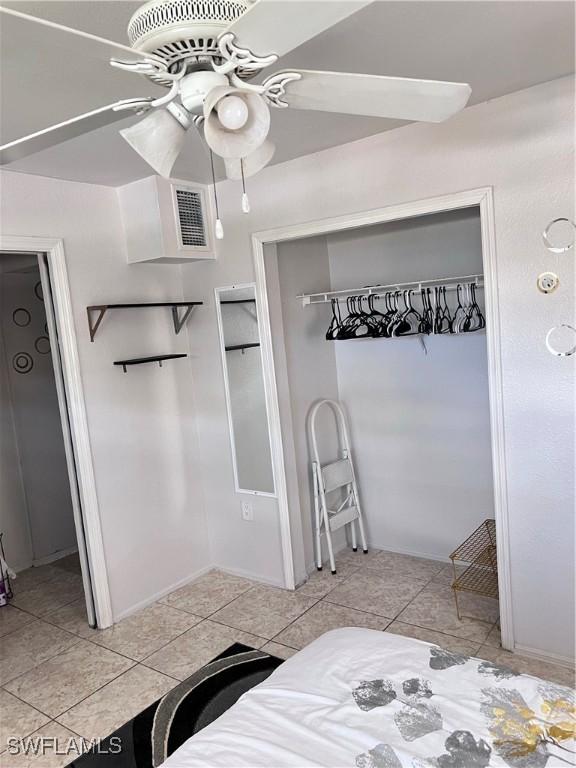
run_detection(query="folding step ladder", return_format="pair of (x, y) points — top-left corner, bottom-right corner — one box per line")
(309, 399), (368, 574)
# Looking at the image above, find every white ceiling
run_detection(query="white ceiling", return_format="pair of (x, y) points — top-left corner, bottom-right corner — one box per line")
(1, 1), (574, 186)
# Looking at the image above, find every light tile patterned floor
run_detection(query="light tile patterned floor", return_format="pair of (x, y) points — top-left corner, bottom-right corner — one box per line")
(0, 550), (574, 767)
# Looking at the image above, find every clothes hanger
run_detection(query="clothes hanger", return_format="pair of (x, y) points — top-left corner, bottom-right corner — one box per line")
(392, 289), (421, 337)
(453, 283), (467, 334)
(337, 296), (366, 340)
(335, 297), (354, 339)
(366, 294), (387, 337)
(380, 291), (395, 338)
(434, 286), (453, 334)
(461, 283), (477, 333)
(326, 298), (342, 340)
(467, 283), (485, 331)
(385, 291), (402, 337)
(351, 295), (372, 338)
(419, 287), (434, 335)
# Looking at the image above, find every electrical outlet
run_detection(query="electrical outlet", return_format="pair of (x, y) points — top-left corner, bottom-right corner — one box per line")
(537, 272), (559, 294)
(241, 501), (253, 521)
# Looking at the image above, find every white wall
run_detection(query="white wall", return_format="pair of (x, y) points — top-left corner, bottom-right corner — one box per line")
(0, 267), (76, 564)
(0, 314), (31, 571)
(183, 76), (575, 661)
(270, 237), (343, 573)
(176, 259), (286, 585)
(0, 171), (211, 620)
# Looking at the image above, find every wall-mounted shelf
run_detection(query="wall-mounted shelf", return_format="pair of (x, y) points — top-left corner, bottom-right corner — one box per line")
(87, 301), (203, 342)
(114, 354), (187, 373)
(225, 343), (260, 353)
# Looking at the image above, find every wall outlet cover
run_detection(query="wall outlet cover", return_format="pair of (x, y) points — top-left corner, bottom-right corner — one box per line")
(537, 272), (559, 294)
(241, 501), (254, 521)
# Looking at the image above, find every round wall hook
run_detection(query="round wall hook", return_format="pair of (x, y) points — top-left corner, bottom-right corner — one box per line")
(545, 324), (576, 357)
(542, 218), (575, 254)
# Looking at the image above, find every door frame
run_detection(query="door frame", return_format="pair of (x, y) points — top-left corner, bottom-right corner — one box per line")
(252, 187), (514, 650)
(1, 235), (112, 628)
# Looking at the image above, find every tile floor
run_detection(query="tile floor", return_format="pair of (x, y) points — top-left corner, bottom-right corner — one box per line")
(1, 550), (574, 766)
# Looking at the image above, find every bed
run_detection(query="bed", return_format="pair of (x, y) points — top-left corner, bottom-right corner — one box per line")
(161, 628), (575, 768)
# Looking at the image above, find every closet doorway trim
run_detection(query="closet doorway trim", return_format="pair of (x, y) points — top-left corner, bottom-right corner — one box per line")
(252, 187), (513, 651)
(0, 235), (112, 629)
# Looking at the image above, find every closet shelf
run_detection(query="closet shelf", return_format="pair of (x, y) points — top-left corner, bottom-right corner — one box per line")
(87, 301), (203, 341)
(297, 274), (483, 306)
(113, 354), (187, 373)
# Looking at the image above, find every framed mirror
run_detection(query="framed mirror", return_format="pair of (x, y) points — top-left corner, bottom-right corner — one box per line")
(215, 284), (275, 496)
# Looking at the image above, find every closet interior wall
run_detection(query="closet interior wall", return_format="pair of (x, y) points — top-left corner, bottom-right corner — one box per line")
(0, 255), (76, 570)
(272, 207), (495, 569)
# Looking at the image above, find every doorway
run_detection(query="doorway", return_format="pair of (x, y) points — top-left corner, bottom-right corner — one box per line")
(0, 246), (105, 628)
(252, 187), (512, 650)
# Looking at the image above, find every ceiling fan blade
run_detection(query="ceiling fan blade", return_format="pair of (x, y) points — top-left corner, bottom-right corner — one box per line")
(0, 103), (138, 164)
(0, 6), (164, 65)
(224, 0), (372, 59)
(274, 70), (472, 122)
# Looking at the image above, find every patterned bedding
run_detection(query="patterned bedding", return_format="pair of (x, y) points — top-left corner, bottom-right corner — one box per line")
(161, 627), (576, 768)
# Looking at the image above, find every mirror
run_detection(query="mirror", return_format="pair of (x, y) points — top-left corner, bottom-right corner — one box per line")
(216, 284), (275, 495)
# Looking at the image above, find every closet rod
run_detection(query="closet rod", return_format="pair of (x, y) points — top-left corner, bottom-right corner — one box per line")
(297, 274), (484, 306)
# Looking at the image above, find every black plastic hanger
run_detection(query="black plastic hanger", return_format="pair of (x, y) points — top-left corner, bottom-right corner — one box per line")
(325, 298), (342, 340)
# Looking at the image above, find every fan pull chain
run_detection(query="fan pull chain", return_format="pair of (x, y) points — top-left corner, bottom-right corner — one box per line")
(240, 159), (250, 214)
(210, 151), (224, 240)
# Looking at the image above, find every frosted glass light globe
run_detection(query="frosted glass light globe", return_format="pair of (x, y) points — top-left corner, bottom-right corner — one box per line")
(217, 95), (249, 130)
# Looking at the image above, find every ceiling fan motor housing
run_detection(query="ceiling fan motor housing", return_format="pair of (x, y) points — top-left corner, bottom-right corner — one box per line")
(128, 0), (251, 83)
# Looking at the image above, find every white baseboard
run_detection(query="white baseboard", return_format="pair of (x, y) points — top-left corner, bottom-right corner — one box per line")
(514, 643), (576, 670)
(370, 543), (450, 564)
(31, 546), (79, 568)
(113, 563), (213, 623)
(216, 563), (286, 589)
(112, 561), (287, 625)
(306, 543), (448, 576)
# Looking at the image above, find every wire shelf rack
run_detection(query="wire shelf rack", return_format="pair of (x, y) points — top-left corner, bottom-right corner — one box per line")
(449, 519), (498, 619)
(450, 519), (497, 565)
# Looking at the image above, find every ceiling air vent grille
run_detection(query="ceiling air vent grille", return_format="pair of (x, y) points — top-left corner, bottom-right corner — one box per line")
(175, 188), (207, 248)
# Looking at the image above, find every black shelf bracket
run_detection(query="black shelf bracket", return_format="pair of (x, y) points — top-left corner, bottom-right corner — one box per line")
(171, 305), (197, 335)
(87, 302), (203, 342)
(87, 305), (107, 342)
(113, 353), (188, 373)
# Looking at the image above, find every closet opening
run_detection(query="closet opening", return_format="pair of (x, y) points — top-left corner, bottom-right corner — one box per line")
(253, 188), (511, 649)
(0, 250), (98, 628)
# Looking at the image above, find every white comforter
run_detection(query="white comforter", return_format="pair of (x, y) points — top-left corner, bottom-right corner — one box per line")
(162, 628), (575, 768)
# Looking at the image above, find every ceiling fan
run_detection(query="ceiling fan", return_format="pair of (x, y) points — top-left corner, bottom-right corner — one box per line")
(0, 0), (471, 236)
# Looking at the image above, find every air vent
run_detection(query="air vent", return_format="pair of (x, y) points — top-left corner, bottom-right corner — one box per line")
(175, 188), (207, 248)
(118, 176), (216, 264)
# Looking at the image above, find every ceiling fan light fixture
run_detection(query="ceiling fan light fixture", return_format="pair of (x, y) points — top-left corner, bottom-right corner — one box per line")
(120, 102), (191, 178)
(203, 86), (270, 160)
(224, 139), (276, 181)
(216, 95), (249, 130)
